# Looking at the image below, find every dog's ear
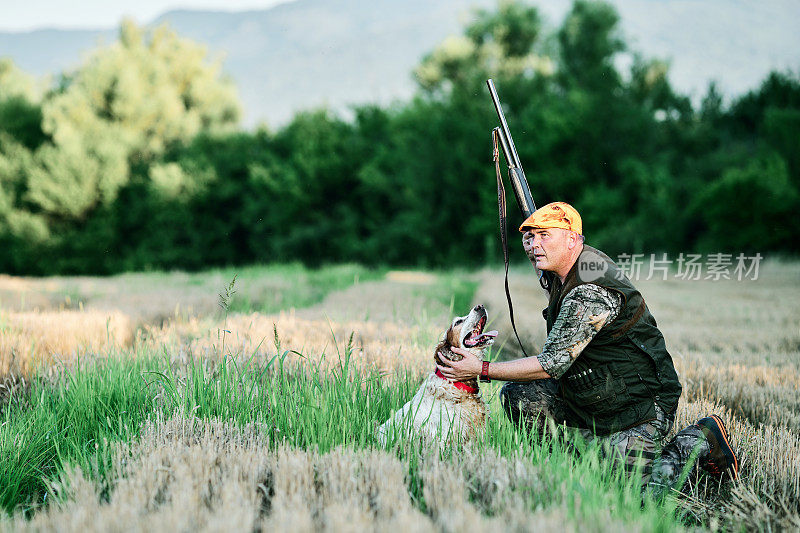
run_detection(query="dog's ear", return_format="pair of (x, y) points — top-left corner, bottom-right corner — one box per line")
(446, 324), (460, 349)
(434, 331), (454, 364)
(435, 326), (466, 363)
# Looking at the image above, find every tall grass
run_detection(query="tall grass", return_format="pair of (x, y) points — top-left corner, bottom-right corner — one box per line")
(0, 355), (154, 515)
(2, 343), (683, 530)
(143, 336), (420, 450)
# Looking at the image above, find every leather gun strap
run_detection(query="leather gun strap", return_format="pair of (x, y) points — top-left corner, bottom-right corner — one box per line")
(493, 130), (529, 358)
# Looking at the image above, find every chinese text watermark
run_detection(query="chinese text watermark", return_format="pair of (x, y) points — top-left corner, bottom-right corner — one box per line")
(579, 252), (762, 282)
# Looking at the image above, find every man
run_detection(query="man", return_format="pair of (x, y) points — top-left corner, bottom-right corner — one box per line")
(436, 201), (739, 493)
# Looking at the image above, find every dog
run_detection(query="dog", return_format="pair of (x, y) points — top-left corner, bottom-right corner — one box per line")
(377, 304), (498, 446)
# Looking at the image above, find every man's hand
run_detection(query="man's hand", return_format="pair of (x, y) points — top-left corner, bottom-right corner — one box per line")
(435, 347), (482, 381)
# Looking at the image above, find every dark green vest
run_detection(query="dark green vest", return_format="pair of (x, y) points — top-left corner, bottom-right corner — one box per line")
(545, 245), (682, 435)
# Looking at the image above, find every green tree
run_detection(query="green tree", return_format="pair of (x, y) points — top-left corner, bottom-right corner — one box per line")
(415, 0), (551, 97)
(4, 0), (798, 274)
(0, 59), (47, 150)
(31, 19), (240, 222)
(694, 151), (799, 252)
(0, 62), (49, 268)
(0, 20), (242, 272)
(557, 0), (624, 92)
(0, 133), (49, 270)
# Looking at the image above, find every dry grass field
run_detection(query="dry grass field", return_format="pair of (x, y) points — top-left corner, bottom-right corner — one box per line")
(1, 261), (798, 531)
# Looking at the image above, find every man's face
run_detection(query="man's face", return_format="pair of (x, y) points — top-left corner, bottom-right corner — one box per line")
(522, 227), (573, 272)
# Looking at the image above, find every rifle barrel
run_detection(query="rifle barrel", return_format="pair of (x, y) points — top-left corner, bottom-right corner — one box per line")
(487, 79), (522, 169)
(488, 79), (551, 292)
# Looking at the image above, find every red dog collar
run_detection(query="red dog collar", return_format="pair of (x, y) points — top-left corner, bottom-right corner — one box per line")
(435, 368), (479, 394)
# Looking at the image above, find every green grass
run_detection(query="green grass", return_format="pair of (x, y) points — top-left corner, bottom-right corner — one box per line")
(0, 342), (686, 530)
(142, 333), (419, 449)
(0, 353), (155, 515)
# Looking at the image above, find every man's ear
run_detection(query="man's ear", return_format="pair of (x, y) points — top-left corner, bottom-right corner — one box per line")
(567, 230), (580, 249)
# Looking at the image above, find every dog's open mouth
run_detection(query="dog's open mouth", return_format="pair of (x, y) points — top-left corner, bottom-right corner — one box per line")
(463, 315), (498, 347)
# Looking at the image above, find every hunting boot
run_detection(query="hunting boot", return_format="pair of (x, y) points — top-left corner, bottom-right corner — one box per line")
(696, 415), (740, 480)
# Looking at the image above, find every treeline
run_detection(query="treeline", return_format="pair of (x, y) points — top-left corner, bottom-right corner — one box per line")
(1, 1), (798, 274)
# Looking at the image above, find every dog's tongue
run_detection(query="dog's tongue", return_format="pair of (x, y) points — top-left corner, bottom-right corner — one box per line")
(464, 330), (498, 347)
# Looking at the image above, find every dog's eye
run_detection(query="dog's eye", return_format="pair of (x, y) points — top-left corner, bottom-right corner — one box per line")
(454, 319), (463, 325)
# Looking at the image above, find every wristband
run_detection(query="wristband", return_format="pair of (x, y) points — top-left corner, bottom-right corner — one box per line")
(480, 361), (491, 383)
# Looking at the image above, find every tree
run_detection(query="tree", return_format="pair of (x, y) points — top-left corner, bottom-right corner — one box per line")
(0, 61), (49, 268)
(31, 19), (241, 223)
(694, 151), (799, 252)
(557, 0), (624, 92)
(0, 59), (47, 150)
(414, 0), (551, 97)
(0, 20), (242, 272)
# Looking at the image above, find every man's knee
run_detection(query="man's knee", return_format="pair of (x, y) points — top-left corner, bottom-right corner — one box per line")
(498, 379), (564, 429)
(499, 381), (518, 406)
(499, 381), (522, 421)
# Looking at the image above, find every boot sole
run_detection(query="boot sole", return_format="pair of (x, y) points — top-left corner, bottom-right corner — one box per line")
(709, 414), (739, 479)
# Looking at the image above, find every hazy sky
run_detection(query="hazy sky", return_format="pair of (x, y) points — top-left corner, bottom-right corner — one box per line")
(0, 0), (295, 31)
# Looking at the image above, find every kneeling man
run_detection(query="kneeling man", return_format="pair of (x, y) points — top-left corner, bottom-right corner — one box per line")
(436, 202), (739, 493)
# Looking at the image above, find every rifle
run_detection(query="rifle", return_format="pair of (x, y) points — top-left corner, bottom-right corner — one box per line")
(487, 79), (537, 220)
(487, 78), (552, 357)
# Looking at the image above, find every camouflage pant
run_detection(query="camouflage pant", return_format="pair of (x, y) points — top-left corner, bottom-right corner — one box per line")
(499, 379), (709, 495)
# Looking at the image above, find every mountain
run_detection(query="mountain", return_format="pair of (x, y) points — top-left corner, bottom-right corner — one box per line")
(1, 0), (798, 128)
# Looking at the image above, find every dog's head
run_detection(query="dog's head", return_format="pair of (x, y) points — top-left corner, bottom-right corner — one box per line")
(435, 304), (498, 363)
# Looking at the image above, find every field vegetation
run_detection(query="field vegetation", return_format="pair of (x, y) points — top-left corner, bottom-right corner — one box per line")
(1, 261), (798, 531)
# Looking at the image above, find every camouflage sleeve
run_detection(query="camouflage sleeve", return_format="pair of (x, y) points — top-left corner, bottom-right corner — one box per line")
(536, 284), (623, 379)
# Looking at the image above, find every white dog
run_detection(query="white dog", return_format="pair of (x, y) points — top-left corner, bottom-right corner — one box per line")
(377, 304), (497, 446)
